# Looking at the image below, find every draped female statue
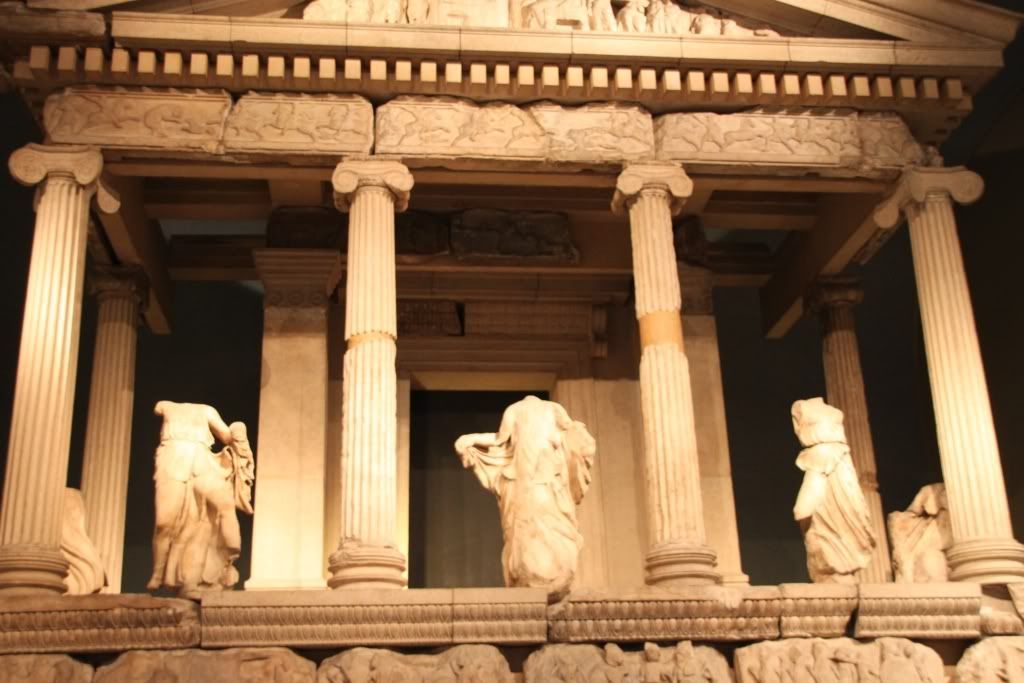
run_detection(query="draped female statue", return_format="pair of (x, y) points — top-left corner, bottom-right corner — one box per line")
(791, 398), (876, 584)
(455, 395), (596, 601)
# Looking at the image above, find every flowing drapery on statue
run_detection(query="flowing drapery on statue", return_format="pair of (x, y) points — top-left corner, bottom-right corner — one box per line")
(148, 401), (255, 600)
(889, 483), (952, 583)
(454, 395), (596, 601)
(791, 398), (876, 584)
(60, 488), (105, 595)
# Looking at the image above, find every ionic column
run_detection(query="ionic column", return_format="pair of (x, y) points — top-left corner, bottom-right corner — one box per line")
(0, 144), (118, 595)
(612, 163), (718, 586)
(247, 248), (340, 590)
(875, 165), (1024, 584)
(79, 267), (147, 594)
(328, 160), (413, 589)
(807, 280), (892, 583)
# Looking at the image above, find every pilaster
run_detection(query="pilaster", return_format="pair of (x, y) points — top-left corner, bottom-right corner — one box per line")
(247, 248), (341, 590)
(79, 266), (147, 594)
(329, 159), (413, 589)
(613, 163), (718, 586)
(0, 144), (117, 595)
(875, 165), (1024, 584)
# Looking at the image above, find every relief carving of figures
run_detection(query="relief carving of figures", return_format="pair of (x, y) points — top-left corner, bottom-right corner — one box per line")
(147, 401), (255, 600)
(617, 0), (649, 32)
(455, 395), (595, 600)
(319, 645), (513, 683)
(224, 94), (373, 154)
(857, 115), (925, 168)
(791, 398), (877, 584)
(522, 0), (590, 30)
(888, 483), (952, 583)
(736, 637), (943, 683)
(43, 87), (230, 153)
(0, 655), (93, 683)
(525, 641), (732, 682)
(61, 488), (106, 595)
(589, 0), (616, 31)
(528, 102), (655, 162)
(95, 648), (314, 683)
(376, 97), (548, 159)
(956, 637), (1024, 683)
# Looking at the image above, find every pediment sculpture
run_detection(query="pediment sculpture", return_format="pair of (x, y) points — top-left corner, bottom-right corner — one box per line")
(455, 395), (596, 601)
(147, 401), (255, 600)
(303, 0), (784, 36)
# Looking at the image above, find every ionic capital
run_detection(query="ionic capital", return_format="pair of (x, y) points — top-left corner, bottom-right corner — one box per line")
(806, 277), (864, 314)
(874, 166), (984, 229)
(9, 144), (119, 213)
(89, 265), (149, 308)
(332, 160), (414, 213)
(612, 163), (693, 216)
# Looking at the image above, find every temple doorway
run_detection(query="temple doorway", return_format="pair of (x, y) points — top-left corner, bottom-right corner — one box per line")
(407, 390), (546, 588)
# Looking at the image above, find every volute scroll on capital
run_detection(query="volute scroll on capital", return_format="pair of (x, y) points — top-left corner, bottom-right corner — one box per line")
(332, 159), (414, 213)
(873, 165), (984, 230)
(8, 143), (120, 213)
(612, 163), (694, 216)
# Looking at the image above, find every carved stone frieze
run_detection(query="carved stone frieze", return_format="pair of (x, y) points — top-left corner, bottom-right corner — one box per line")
(398, 301), (463, 336)
(0, 655), (92, 683)
(524, 641), (732, 682)
(43, 87), (231, 154)
(320, 644), (513, 682)
(396, 211), (450, 257)
(736, 637), (943, 683)
(224, 93), (373, 155)
(0, 594), (200, 654)
(94, 648), (315, 682)
(548, 587), (782, 642)
(450, 209), (577, 264)
(376, 96), (548, 160)
(526, 102), (654, 162)
(655, 110), (924, 177)
(464, 302), (593, 338)
(854, 582), (981, 639)
(957, 636), (1024, 683)
(779, 583), (857, 638)
(452, 588), (547, 644)
(266, 207), (342, 250)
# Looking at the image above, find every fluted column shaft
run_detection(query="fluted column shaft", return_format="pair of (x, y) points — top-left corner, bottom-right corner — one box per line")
(328, 160), (413, 589)
(0, 144), (116, 595)
(810, 283), (892, 583)
(613, 164), (718, 586)
(876, 166), (1024, 584)
(79, 269), (146, 594)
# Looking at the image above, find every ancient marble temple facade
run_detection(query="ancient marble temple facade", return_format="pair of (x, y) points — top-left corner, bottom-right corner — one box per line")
(0, 0), (1023, 679)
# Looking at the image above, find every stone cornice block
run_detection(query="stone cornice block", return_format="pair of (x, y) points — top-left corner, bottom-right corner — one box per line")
(0, 594), (200, 654)
(452, 588), (547, 644)
(854, 582), (981, 639)
(779, 583), (857, 638)
(224, 93), (373, 156)
(43, 87), (231, 154)
(548, 586), (782, 643)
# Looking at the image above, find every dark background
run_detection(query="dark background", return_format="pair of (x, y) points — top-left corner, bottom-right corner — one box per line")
(0, 6), (1022, 587)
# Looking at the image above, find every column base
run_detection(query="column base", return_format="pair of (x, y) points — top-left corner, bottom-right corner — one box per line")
(948, 538), (1024, 584)
(328, 539), (406, 589)
(644, 542), (720, 586)
(0, 544), (69, 595)
(720, 571), (751, 587)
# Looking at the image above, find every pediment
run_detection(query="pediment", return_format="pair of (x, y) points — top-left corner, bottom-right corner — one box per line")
(21, 0), (1023, 46)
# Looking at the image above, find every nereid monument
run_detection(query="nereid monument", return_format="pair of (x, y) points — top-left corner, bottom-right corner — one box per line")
(0, 0), (1023, 679)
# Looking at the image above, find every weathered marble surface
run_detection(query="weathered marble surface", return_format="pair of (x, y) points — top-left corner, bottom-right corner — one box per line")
(43, 87), (231, 154)
(526, 102), (654, 162)
(888, 483), (952, 583)
(319, 645), (512, 682)
(94, 648), (314, 682)
(60, 488), (105, 595)
(956, 636), (1024, 683)
(455, 396), (595, 601)
(224, 93), (373, 154)
(792, 398), (876, 584)
(525, 641), (731, 682)
(656, 111), (923, 176)
(148, 402), (255, 600)
(736, 637), (943, 683)
(450, 209), (578, 264)
(0, 654), (92, 682)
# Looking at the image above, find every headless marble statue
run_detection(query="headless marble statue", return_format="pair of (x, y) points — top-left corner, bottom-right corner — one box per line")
(455, 395), (595, 601)
(148, 401), (255, 599)
(61, 488), (106, 595)
(888, 483), (952, 583)
(791, 398), (877, 584)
